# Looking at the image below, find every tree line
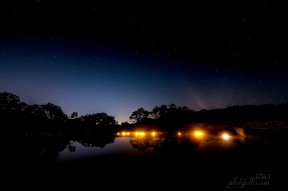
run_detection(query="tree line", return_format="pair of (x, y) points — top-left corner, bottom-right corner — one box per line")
(1, 92), (288, 134)
(128, 103), (288, 123)
(0, 92), (117, 134)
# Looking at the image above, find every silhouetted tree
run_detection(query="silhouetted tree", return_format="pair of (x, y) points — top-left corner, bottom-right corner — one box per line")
(42, 103), (67, 122)
(150, 105), (169, 119)
(0, 92), (20, 109)
(80, 112), (117, 134)
(70, 112), (78, 119)
(0, 92), (26, 115)
(129, 107), (149, 123)
(24, 103), (67, 123)
(120, 121), (130, 127)
(24, 104), (47, 121)
(0, 92), (27, 129)
(150, 104), (192, 121)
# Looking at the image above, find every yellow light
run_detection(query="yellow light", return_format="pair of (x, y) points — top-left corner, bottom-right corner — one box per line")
(151, 131), (156, 136)
(194, 131), (204, 137)
(141, 132), (145, 136)
(222, 133), (230, 140)
(122, 132), (126, 136)
(178, 132), (181, 136)
(117, 132), (120, 135)
(135, 132), (139, 136)
(127, 132), (130, 135)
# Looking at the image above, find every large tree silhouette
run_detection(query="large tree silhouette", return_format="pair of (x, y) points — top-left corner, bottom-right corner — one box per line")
(150, 105), (167, 119)
(150, 104), (192, 120)
(24, 103), (67, 123)
(0, 92), (27, 130)
(75, 112), (118, 134)
(42, 103), (67, 122)
(82, 112), (117, 127)
(129, 107), (149, 123)
(0, 92), (26, 113)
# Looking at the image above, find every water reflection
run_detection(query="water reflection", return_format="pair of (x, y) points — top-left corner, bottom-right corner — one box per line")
(115, 129), (242, 153)
(5, 134), (69, 166)
(5, 124), (285, 190)
(176, 127), (243, 144)
(130, 137), (165, 152)
(6, 125), (249, 167)
(76, 134), (115, 148)
(116, 131), (171, 152)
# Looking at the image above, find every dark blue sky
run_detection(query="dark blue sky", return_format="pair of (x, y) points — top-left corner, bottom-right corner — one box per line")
(0, 1), (287, 123)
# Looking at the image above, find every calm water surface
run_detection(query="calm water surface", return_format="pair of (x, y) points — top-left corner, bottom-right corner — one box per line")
(6, 124), (287, 190)
(57, 132), (243, 163)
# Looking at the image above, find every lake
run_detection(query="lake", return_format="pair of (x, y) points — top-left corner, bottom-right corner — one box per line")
(4, 123), (287, 190)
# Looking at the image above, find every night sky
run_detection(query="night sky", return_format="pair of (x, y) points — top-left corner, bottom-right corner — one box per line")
(0, 0), (287, 123)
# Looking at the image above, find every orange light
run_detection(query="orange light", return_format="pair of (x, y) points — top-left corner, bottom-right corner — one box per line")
(151, 132), (156, 136)
(194, 130), (204, 138)
(222, 133), (230, 140)
(178, 132), (181, 136)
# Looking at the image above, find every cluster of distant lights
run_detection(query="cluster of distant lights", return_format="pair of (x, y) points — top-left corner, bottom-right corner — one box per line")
(117, 130), (231, 141)
(177, 130), (231, 141)
(117, 131), (156, 137)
